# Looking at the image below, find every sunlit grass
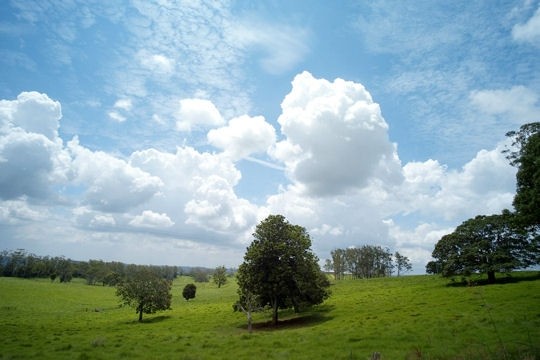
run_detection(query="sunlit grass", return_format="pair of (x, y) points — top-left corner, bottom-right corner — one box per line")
(1, 273), (539, 359)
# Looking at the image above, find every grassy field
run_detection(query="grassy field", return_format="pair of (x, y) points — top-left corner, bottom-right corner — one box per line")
(0, 273), (539, 359)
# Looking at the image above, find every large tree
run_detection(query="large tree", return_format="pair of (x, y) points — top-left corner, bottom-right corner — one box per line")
(430, 210), (539, 283)
(236, 215), (330, 326)
(116, 268), (172, 322)
(504, 122), (540, 227)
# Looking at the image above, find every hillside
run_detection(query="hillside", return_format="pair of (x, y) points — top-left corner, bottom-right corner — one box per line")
(1, 273), (539, 359)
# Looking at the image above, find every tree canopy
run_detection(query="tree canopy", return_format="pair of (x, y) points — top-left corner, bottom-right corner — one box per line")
(236, 215), (330, 326)
(213, 266), (227, 288)
(428, 210), (539, 283)
(116, 267), (172, 321)
(505, 122), (540, 227)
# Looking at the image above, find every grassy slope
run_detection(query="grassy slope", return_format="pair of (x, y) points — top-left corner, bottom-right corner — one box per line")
(0, 274), (539, 360)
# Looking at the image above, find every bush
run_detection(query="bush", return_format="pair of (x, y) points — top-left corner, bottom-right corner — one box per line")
(182, 283), (196, 301)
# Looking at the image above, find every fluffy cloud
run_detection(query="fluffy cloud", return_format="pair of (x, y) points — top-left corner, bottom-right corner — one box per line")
(130, 210), (174, 228)
(0, 92), (70, 200)
(0, 91), (61, 140)
(400, 144), (516, 221)
(512, 6), (540, 45)
(207, 115), (276, 160)
(271, 71), (402, 196)
(176, 98), (224, 131)
(68, 138), (163, 213)
(130, 146), (255, 235)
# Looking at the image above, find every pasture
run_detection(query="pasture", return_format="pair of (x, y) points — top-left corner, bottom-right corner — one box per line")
(1, 273), (539, 359)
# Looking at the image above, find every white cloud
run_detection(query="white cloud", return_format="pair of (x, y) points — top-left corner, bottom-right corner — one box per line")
(114, 98), (133, 111)
(0, 92), (70, 200)
(271, 71), (402, 196)
(470, 86), (540, 123)
(176, 98), (224, 132)
(0, 91), (61, 140)
(227, 19), (310, 74)
(91, 214), (116, 227)
(68, 137), (163, 213)
(207, 115), (276, 160)
(512, 6), (540, 45)
(108, 111), (126, 123)
(130, 210), (174, 228)
(139, 51), (175, 75)
(400, 144), (516, 221)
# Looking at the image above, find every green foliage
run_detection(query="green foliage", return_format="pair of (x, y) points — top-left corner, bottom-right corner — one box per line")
(505, 122), (540, 227)
(1, 274), (539, 359)
(182, 283), (197, 301)
(430, 210), (539, 283)
(212, 265), (227, 288)
(190, 267), (210, 282)
(116, 268), (172, 321)
(394, 251), (412, 276)
(236, 215), (330, 325)
(328, 246), (395, 279)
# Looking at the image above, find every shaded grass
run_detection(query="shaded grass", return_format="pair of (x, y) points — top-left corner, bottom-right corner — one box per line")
(0, 273), (539, 359)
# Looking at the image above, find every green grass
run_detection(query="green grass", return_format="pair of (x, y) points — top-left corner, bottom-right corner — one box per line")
(1, 273), (539, 359)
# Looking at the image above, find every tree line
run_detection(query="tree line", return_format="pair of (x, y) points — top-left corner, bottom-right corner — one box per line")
(0, 249), (214, 285)
(427, 123), (540, 283)
(324, 246), (412, 280)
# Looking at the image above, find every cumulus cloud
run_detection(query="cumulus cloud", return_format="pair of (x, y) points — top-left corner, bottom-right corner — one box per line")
(68, 137), (163, 212)
(400, 144), (516, 221)
(271, 71), (402, 196)
(130, 210), (174, 228)
(512, 6), (540, 45)
(130, 146), (256, 235)
(0, 91), (61, 140)
(176, 98), (224, 132)
(0, 92), (70, 200)
(207, 115), (276, 160)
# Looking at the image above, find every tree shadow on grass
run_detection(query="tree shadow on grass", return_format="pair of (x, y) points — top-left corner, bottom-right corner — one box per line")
(241, 304), (335, 332)
(445, 271), (540, 287)
(125, 315), (172, 325)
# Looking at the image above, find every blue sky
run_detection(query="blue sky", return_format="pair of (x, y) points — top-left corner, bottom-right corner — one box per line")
(1, 1), (539, 273)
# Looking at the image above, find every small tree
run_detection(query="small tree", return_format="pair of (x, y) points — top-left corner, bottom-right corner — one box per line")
(394, 252), (412, 276)
(213, 265), (227, 288)
(182, 283), (197, 301)
(233, 290), (264, 334)
(116, 268), (172, 322)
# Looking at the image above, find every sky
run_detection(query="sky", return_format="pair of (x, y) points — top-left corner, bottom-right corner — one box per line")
(1, 1), (539, 273)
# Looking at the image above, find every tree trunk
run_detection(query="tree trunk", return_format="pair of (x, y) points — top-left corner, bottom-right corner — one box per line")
(487, 271), (496, 284)
(247, 311), (252, 334)
(272, 299), (278, 326)
(138, 307), (143, 322)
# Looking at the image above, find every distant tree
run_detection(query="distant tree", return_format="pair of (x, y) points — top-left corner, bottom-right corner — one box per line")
(182, 283), (197, 301)
(191, 267), (210, 282)
(504, 122), (540, 227)
(330, 248), (346, 280)
(394, 252), (412, 276)
(116, 268), (172, 322)
(430, 210), (539, 283)
(236, 215), (330, 326)
(213, 266), (228, 288)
